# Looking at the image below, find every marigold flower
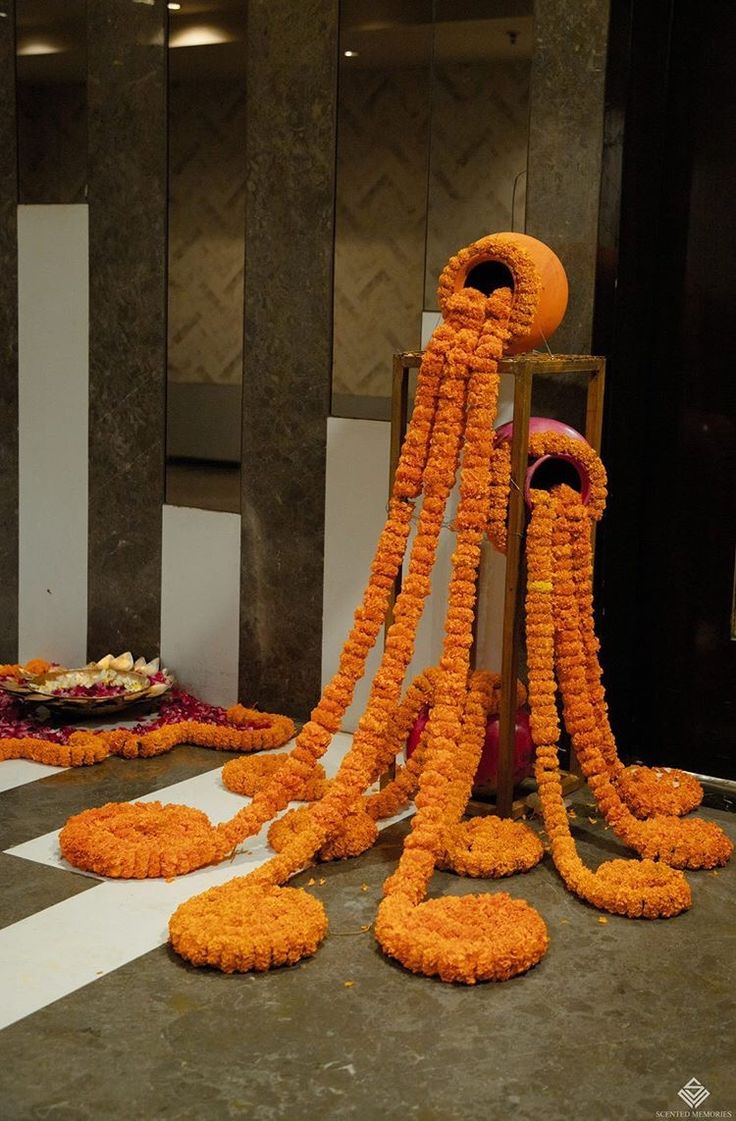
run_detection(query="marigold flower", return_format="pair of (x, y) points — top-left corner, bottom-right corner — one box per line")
(615, 765), (703, 819)
(268, 805), (377, 862)
(170, 884), (328, 972)
(375, 892), (549, 984)
(222, 754), (328, 801)
(60, 802), (225, 878)
(439, 817), (544, 878)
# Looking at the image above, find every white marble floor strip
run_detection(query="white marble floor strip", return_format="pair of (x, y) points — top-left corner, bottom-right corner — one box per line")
(0, 759), (68, 792)
(0, 734), (410, 1029)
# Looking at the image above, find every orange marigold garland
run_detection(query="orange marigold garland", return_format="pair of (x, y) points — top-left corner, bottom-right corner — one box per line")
(53, 234), (726, 983)
(375, 892), (549, 984)
(82, 304), (453, 883)
(0, 734), (110, 767)
(166, 271), (523, 903)
(439, 817), (544, 879)
(363, 667), (527, 822)
(267, 805), (378, 862)
(222, 754), (328, 801)
(567, 501), (704, 818)
(168, 240), (551, 981)
(525, 489), (692, 919)
(167, 286), (487, 905)
(550, 489), (731, 873)
(60, 802), (222, 879)
(486, 438), (512, 553)
(615, 766), (704, 820)
(375, 283), (549, 983)
(54, 271), (436, 906)
(170, 882), (328, 972)
(0, 678), (295, 767)
(362, 667), (441, 821)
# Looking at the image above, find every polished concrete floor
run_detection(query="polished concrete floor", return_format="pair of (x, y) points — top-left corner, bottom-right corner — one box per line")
(1, 746), (735, 1121)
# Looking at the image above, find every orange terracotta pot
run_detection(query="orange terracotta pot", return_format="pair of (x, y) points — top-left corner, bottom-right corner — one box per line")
(439, 231), (568, 355)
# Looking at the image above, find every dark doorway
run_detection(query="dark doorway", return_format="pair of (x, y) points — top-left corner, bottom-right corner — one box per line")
(594, 0), (736, 778)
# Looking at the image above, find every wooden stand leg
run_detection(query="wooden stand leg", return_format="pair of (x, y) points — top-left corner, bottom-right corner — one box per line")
(381, 356), (411, 788)
(496, 364), (533, 817)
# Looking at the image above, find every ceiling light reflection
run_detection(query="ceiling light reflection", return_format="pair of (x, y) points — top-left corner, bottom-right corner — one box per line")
(17, 38), (65, 56)
(169, 24), (236, 48)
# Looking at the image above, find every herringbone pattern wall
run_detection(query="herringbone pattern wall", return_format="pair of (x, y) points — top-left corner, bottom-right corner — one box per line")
(333, 60), (529, 401)
(168, 80), (247, 387)
(17, 65), (528, 403)
(333, 66), (431, 399)
(425, 61), (529, 305)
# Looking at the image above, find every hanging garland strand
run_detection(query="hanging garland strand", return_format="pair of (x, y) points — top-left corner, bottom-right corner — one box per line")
(257, 288), (513, 896)
(526, 489), (692, 918)
(374, 287), (550, 983)
(170, 247), (551, 977)
(568, 517), (704, 818)
(216, 287), (489, 888)
(551, 489), (732, 872)
(60, 329), (447, 877)
(169, 284), (510, 969)
(213, 332), (450, 839)
(487, 431), (706, 822)
(216, 293), (478, 866)
(362, 668), (525, 822)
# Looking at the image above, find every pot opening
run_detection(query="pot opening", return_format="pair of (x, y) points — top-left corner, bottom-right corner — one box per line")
(463, 259), (514, 297)
(528, 456), (583, 495)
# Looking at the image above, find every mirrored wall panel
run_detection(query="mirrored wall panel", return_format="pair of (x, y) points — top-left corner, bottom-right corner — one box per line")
(16, 0), (87, 203)
(332, 0), (533, 418)
(333, 0), (433, 420)
(423, 0), (531, 308)
(165, 0), (247, 514)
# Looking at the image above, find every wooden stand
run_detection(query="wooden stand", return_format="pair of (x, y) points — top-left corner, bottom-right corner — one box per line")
(386, 351), (606, 816)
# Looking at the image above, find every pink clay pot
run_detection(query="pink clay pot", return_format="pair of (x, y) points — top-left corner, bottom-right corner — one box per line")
(405, 705), (534, 790)
(495, 417), (592, 506)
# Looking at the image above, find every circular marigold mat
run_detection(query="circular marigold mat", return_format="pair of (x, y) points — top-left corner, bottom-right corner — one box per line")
(268, 805), (378, 862)
(630, 816), (733, 870)
(585, 859), (691, 918)
(375, 892), (549, 984)
(169, 882), (328, 972)
(222, 753), (328, 801)
(60, 801), (221, 879)
(616, 765), (703, 819)
(438, 817), (544, 878)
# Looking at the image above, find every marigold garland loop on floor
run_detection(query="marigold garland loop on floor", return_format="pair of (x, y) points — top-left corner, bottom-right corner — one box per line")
(60, 802), (224, 879)
(614, 765), (703, 819)
(51, 233), (730, 983)
(0, 684), (295, 768)
(170, 883), (328, 972)
(267, 805), (378, 862)
(438, 817), (544, 879)
(374, 892), (549, 984)
(222, 754), (329, 802)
